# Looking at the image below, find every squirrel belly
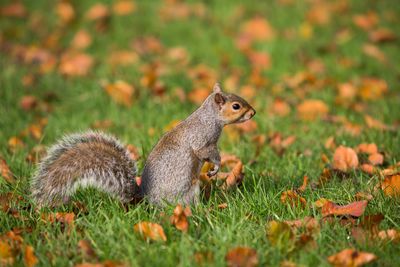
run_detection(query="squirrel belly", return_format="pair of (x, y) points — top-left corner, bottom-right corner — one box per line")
(31, 131), (138, 205)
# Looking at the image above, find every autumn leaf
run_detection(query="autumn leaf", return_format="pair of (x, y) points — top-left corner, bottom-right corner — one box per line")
(268, 221), (294, 246)
(360, 164), (376, 174)
(113, 1), (136, 16)
(327, 248), (376, 267)
(284, 217), (320, 236)
(78, 239), (96, 259)
(225, 246), (258, 267)
(194, 251), (214, 265)
(0, 2), (26, 17)
(363, 44), (387, 63)
(56, 2), (75, 23)
(86, 3), (109, 20)
(356, 143), (378, 154)
(59, 52), (93, 77)
(133, 222), (166, 242)
(296, 99), (329, 121)
(108, 51), (138, 66)
(281, 190), (306, 209)
(56, 212), (75, 227)
(369, 28), (396, 43)
(170, 204), (189, 232)
(368, 153), (383, 165)
(240, 17), (275, 42)
(321, 200), (368, 217)
(354, 192), (372, 201)
(0, 158), (13, 183)
(188, 88), (210, 105)
(246, 50), (271, 71)
(28, 124), (43, 141)
(378, 174), (400, 198)
(104, 81), (135, 107)
(377, 229), (400, 243)
(313, 198), (330, 208)
(270, 99), (291, 117)
(220, 161), (243, 191)
(332, 146), (359, 172)
(71, 30), (92, 50)
(19, 96), (38, 111)
(364, 115), (387, 131)
(353, 12), (378, 30)
(8, 137), (25, 153)
(24, 245), (38, 267)
(358, 77), (388, 100)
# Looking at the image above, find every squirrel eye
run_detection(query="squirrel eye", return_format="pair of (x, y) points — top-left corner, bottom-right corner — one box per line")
(232, 103), (241, 110)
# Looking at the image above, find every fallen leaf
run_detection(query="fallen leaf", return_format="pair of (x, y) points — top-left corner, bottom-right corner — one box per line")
(378, 174), (400, 198)
(0, 239), (14, 265)
(368, 153), (383, 165)
(281, 190), (306, 209)
(86, 3), (109, 20)
(28, 124), (43, 141)
(297, 99), (329, 121)
(284, 217), (320, 235)
(246, 50), (271, 71)
(268, 221), (294, 246)
(104, 81), (135, 107)
(188, 88), (210, 106)
(170, 204), (189, 232)
(332, 146), (358, 172)
(369, 28), (396, 43)
(133, 222), (166, 242)
(225, 246), (258, 267)
(363, 44), (387, 63)
(324, 136), (336, 150)
(271, 99), (291, 117)
(354, 192), (372, 201)
(353, 12), (378, 30)
(78, 239), (96, 259)
(56, 2), (75, 23)
(59, 52), (93, 77)
(221, 161), (243, 191)
(71, 30), (92, 50)
(240, 16), (275, 42)
(56, 212), (75, 227)
(359, 213), (384, 234)
(313, 198), (330, 208)
(327, 248), (376, 267)
(0, 158), (13, 183)
(322, 200), (368, 217)
(8, 137), (25, 153)
(113, 1), (135, 15)
(360, 164), (376, 174)
(297, 176), (308, 193)
(364, 115), (387, 131)
(194, 251), (214, 265)
(356, 143), (378, 154)
(0, 2), (26, 17)
(24, 245), (38, 267)
(377, 229), (400, 243)
(358, 77), (388, 100)
(19, 96), (38, 111)
(108, 51), (138, 66)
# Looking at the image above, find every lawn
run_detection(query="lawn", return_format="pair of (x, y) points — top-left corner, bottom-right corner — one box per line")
(1, 0), (400, 266)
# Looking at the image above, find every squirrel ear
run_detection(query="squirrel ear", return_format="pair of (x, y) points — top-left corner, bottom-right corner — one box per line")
(214, 93), (225, 109)
(213, 83), (222, 93)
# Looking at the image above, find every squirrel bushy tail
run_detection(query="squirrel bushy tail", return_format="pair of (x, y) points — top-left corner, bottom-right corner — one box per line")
(31, 131), (138, 205)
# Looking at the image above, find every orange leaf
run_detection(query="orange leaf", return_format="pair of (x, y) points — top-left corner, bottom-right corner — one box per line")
(0, 2), (26, 17)
(133, 222), (166, 242)
(327, 248), (376, 267)
(59, 52), (93, 77)
(369, 28), (396, 43)
(221, 161), (243, 191)
(332, 145), (359, 172)
(108, 51), (138, 66)
(284, 217), (320, 235)
(169, 204), (189, 232)
(225, 247), (258, 267)
(104, 81), (135, 107)
(8, 137), (25, 153)
(353, 12), (378, 30)
(355, 143), (378, 154)
(86, 3), (109, 20)
(246, 50), (271, 71)
(56, 2), (75, 22)
(28, 124), (43, 141)
(321, 200), (368, 217)
(313, 198), (330, 208)
(354, 192), (372, 201)
(71, 30), (92, 50)
(379, 174), (400, 198)
(377, 229), (400, 243)
(364, 115), (387, 131)
(0, 239), (14, 265)
(281, 190), (306, 209)
(360, 164), (376, 174)
(24, 245), (38, 267)
(296, 99), (329, 121)
(188, 88), (210, 106)
(297, 176), (308, 193)
(271, 99), (291, 117)
(368, 153), (383, 165)
(363, 44), (387, 63)
(240, 17), (275, 42)
(0, 158), (13, 183)
(55, 212), (75, 226)
(19, 96), (38, 111)
(113, 1), (136, 15)
(78, 239), (96, 259)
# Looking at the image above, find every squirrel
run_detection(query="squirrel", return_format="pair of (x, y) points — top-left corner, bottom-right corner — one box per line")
(31, 83), (256, 207)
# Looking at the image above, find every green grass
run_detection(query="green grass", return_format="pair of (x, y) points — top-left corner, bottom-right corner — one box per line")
(1, 0), (400, 266)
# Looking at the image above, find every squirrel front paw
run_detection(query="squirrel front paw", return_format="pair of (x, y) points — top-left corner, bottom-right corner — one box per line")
(207, 166), (220, 177)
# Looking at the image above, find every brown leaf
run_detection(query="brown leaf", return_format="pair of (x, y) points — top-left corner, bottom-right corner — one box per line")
(221, 161), (243, 191)
(59, 52), (93, 77)
(56, 212), (75, 226)
(0, 158), (13, 183)
(377, 229), (400, 243)
(19, 96), (38, 111)
(225, 246), (258, 267)
(284, 217), (320, 235)
(24, 245), (38, 267)
(194, 251), (214, 266)
(268, 221), (294, 246)
(297, 176), (308, 193)
(368, 153), (383, 165)
(296, 99), (329, 121)
(28, 124), (43, 141)
(369, 28), (396, 43)
(364, 115), (387, 131)
(327, 248), (376, 267)
(56, 2), (75, 23)
(281, 190), (306, 209)
(0, 2), (26, 17)
(378, 174), (400, 198)
(133, 222), (167, 242)
(360, 164), (376, 174)
(363, 44), (387, 63)
(353, 12), (378, 30)
(184, 206), (192, 217)
(321, 200), (368, 217)
(354, 192), (373, 201)
(8, 137), (25, 153)
(271, 99), (291, 117)
(108, 51), (138, 66)
(170, 204), (189, 232)
(71, 30), (92, 50)
(188, 88), (210, 106)
(359, 213), (384, 233)
(358, 77), (388, 100)
(104, 81), (135, 107)
(86, 4), (109, 20)
(324, 136), (336, 150)
(332, 146), (358, 172)
(113, 1), (136, 15)
(78, 239), (96, 259)
(313, 198), (330, 208)
(355, 143), (378, 154)
(240, 17), (275, 42)
(246, 50), (271, 71)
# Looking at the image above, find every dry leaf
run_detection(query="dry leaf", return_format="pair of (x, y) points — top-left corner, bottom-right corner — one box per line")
(19, 96), (38, 111)
(358, 77), (388, 100)
(354, 192), (372, 201)
(221, 161), (243, 191)
(378, 174), (400, 198)
(0, 2), (26, 17)
(24, 245), (38, 267)
(56, 2), (75, 23)
(28, 124), (43, 141)
(56, 212), (75, 226)
(281, 190), (306, 209)
(360, 164), (376, 174)
(322, 200), (368, 217)
(133, 222), (166, 242)
(0, 158), (13, 183)
(369, 28), (396, 43)
(268, 221), (294, 246)
(108, 51), (138, 66)
(377, 229), (400, 243)
(363, 44), (387, 63)
(170, 204), (189, 232)
(271, 99), (291, 117)
(327, 248), (376, 267)
(297, 176), (308, 193)
(297, 100), (329, 121)
(8, 137), (25, 153)
(313, 198), (330, 208)
(284, 217), (320, 235)
(113, 1), (135, 15)
(240, 17), (275, 42)
(188, 88), (210, 106)
(225, 246), (258, 267)
(194, 251), (214, 265)
(59, 52), (93, 77)
(104, 81), (135, 107)
(78, 239), (96, 259)
(356, 143), (378, 154)
(368, 153), (383, 165)
(353, 12), (378, 30)
(86, 4), (109, 20)
(71, 30), (92, 50)
(364, 115), (387, 131)
(332, 146), (358, 172)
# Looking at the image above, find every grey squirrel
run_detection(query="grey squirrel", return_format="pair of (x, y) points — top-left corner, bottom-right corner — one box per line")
(31, 83), (256, 206)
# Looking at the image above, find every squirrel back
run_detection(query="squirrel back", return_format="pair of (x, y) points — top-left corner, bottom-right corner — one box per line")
(31, 131), (138, 206)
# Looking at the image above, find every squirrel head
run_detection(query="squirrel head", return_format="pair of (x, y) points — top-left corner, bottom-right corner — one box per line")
(211, 83), (256, 125)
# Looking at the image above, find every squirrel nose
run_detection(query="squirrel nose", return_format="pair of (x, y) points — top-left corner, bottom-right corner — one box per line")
(249, 108), (256, 118)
